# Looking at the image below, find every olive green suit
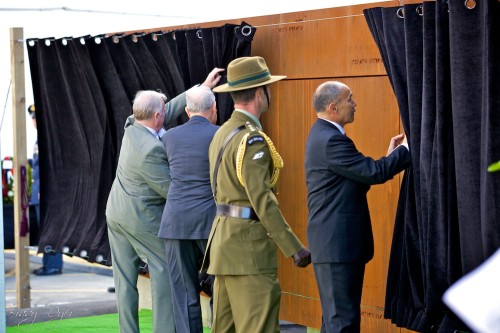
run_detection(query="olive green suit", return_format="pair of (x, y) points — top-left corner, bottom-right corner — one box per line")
(106, 92), (186, 333)
(203, 110), (304, 332)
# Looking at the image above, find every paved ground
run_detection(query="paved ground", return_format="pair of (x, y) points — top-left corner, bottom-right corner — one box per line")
(4, 250), (307, 331)
(4, 250), (116, 326)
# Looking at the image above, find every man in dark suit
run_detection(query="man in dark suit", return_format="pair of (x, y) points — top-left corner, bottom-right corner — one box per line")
(158, 85), (219, 333)
(305, 81), (411, 333)
(106, 68), (223, 333)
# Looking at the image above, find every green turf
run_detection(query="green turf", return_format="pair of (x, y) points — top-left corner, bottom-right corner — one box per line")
(7, 309), (211, 332)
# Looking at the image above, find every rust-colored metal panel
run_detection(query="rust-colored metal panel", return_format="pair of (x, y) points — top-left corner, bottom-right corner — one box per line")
(280, 291), (322, 329)
(251, 15), (386, 79)
(261, 77), (404, 331)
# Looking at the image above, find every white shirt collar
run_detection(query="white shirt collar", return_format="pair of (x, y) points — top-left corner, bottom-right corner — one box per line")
(144, 125), (164, 139)
(320, 118), (345, 135)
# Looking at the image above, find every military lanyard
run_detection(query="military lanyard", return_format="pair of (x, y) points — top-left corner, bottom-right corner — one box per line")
(212, 125), (246, 198)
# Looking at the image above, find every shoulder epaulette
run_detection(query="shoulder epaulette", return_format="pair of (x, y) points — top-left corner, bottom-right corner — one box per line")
(244, 121), (258, 132)
(236, 123), (284, 190)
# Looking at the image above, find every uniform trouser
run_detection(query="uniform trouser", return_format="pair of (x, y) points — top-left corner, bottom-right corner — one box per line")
(313, 262), (365, 333)
(35, 205), (63, 269)
(165, 239), (208, 333)
(211, 273), (281, 333)
(107, 218), (174, 333)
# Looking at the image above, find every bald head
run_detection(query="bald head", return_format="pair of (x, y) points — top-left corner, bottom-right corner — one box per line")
(312, 81), (349, 113)
(312, 81), (356, 127)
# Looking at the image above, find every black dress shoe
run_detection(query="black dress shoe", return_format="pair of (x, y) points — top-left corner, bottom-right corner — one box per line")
(34, 268), (62, 276)
(32, 267), (45, 275)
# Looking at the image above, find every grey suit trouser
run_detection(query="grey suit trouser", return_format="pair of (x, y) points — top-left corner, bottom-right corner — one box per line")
(313, 262), (365, 333)
(165, 239), (208, 333)
(107, 218), (175, 333)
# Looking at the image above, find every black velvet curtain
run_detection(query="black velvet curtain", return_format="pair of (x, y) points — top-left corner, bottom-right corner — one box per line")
(26, 22), (255, 265)
(364, 1), (500, 332)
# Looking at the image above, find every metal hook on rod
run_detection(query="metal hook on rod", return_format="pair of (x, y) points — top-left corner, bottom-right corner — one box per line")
(416, 5), (423, 16)
(396, 7), (404, 19)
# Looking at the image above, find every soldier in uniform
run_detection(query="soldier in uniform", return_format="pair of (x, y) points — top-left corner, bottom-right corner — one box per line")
(202, 56), (311, 333)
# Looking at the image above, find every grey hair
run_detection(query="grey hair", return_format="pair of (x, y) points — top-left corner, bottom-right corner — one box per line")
(133, 90), (167, 120)
(312, 81), (345, 113)
(186, 85), (215, 113)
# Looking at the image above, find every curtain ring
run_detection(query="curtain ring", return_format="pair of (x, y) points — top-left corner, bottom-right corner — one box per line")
(196, 30), (202, 39)
(234, 26), (239, 34)
(416, 5), (423, 16)
(61, 246), (73, 256)
(241, 25), (252, 36)
(96, 254), (106, 263)
(396, 7), (404, 19)
(464, 0), (476, 9)
(44, 245), (55, 254)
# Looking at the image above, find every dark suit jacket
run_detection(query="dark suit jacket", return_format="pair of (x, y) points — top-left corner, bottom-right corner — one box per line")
(158, 116), (219, 239)
(305, 118), (411, 264)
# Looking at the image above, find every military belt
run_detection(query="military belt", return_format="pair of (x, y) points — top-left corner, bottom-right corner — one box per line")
(216, 204), (259, 221)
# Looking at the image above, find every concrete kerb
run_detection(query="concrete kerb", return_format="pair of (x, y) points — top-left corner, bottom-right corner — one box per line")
(4, 249), (113, 276)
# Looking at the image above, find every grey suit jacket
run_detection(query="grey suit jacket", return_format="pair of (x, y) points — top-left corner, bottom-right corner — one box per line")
(305, 119), (411, 264)
(158, 116), (219, 239)
(105, 92), (186, 232)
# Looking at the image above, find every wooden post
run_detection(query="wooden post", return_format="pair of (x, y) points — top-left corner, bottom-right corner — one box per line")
(10, 27), (31, 309)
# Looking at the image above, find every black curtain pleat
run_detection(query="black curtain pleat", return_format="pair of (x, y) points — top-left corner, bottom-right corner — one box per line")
(123, 35), (169, 93)
(124, 34), (188, 128)
(478, 0), (500, 258)
(103, 37), (144, 101)
(143, 34), (186, 96)
(172, 30), (192, 88)
(210, 22), (255, 123)
(26, 37), (110, 263)
(201, 28), (216, 72)
(402, 6), (426, 330)
(164, 32), (182, 78)
(364, 1), (500, 331)
(86, 36), (131, 153)
(26, 23), (255, 266)
(186, 29), (209, 88)
(449, 0), (497, 274)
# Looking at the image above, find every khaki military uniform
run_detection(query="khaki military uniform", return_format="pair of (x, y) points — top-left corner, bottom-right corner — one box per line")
(203, 110), (303, 333)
